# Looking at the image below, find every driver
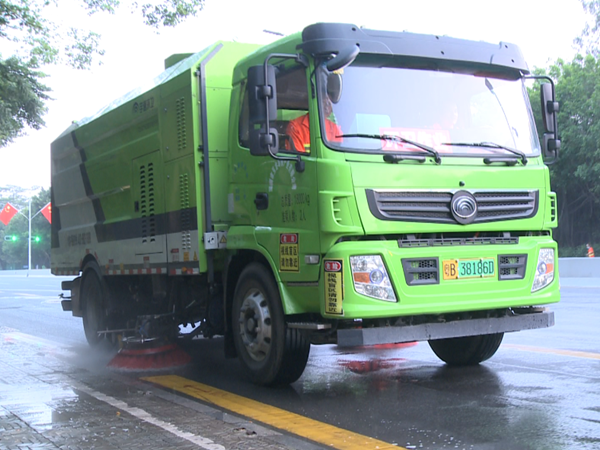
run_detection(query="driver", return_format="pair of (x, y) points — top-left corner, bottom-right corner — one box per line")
(286, 77), (343, 153)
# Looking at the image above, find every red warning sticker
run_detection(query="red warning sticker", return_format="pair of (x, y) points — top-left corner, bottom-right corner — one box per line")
(324, 259), (343, 315)
(279, 233), (299, 272)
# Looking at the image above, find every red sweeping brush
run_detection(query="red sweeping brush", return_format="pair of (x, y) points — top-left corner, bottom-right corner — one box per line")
(107, 339), (191, 371)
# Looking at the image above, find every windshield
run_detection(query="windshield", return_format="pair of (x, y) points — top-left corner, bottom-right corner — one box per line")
(318, 63), (541, 157)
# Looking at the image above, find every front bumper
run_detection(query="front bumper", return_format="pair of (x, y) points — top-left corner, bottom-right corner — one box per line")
(320, 236), (560, 319)
(337, 309), (554, 347)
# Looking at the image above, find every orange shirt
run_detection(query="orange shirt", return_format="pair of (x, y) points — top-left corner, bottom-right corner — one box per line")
(588, 246), (595, 257)
(286, 114), (342, 152)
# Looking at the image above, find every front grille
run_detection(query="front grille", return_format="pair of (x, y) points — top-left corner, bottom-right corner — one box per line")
(498, 254), (527, 280)
(402, 258), (439, 286)
(366, 189), (538, 224)
(475, 192), (538, 221)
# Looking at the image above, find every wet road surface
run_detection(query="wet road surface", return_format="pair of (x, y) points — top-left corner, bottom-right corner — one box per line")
(0, 271), (599, 449)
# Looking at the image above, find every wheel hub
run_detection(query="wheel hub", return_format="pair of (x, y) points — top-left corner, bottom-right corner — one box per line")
(238, 288), (272, 362)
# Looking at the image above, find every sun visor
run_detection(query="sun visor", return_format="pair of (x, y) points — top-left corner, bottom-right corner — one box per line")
(298, 23), (529, 75)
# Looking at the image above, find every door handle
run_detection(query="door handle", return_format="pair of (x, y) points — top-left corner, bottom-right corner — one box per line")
(254, 192), (268, 210)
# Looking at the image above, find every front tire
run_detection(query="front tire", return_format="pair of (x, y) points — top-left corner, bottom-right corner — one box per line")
(232, 263), (310, 385)
(428, 333), (504, 366)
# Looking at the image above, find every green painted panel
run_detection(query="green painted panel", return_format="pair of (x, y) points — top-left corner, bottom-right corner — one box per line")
(160, 71), (196, 163)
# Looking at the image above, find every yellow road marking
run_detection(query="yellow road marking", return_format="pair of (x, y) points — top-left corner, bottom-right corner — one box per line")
(143, 375), (402, 450)
(504, 344), (600, 360)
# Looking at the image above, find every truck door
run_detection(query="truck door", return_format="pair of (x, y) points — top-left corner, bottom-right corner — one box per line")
(236, 62), (322, 284)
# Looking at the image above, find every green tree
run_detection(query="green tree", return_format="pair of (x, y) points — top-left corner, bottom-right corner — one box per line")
(0, 0), (204, 148)
(529, 54), (600, 253)
(578, 0), (600, 55)
(0, 56), (50, 148)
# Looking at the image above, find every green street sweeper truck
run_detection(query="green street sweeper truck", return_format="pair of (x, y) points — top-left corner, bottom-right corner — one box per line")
(53, 22), (561, 385)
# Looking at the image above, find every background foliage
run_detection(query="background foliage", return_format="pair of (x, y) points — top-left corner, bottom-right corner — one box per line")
(0, 0), (204, 147)
(527, 50), (600, 256)
(548, 55), (600, 255)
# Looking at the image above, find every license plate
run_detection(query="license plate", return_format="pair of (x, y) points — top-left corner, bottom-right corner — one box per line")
(442, 258), (495, 280)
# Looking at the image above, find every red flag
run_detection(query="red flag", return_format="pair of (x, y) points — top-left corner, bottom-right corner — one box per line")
(0, 202), (18, 225)
(41, 202), (52, 224)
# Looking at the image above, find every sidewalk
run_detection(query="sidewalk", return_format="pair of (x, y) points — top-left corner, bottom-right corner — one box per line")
(0, 328), (318, 450)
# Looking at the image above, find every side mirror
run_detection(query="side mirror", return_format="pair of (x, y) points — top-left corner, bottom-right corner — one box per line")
(327, 72), (343, 104)
(543, 133), (561, 158)
(247, 65), (278, 156)
(540, 83), (559, 133)
(249, 126), (279, 156)
(245, 54), (307, 172)
(248, 65), (277, 125)
(540, 83), (560, 161)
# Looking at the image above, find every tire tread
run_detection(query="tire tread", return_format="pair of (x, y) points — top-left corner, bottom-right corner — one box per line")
(428, 333), (504, 366)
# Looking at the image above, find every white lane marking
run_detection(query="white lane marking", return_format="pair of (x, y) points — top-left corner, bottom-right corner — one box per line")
(1, 330), (225, 450)
(72, 382), (225, 450)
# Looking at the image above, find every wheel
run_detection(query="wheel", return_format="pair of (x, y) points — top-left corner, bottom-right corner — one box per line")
(81, 262), (108, 346)
(232, 263), (310, 385)
(428, 333), (504, 366)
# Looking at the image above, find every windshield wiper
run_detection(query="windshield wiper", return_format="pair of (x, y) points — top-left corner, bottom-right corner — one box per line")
(442, 141), (527, 165)
(340, 133), (442, 164)
(382, 153), (426, 164)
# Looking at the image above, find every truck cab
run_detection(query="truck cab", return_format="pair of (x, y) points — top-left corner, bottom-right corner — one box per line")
(225, 23), (559, 382)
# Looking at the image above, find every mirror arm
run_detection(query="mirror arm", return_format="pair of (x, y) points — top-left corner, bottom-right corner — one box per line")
(259, 130), (305, 173)
(325, 45), (360, 72)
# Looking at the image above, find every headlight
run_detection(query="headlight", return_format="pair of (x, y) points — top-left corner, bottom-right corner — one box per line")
(350, 255), (397, 302)
(531, 248), (555, 292)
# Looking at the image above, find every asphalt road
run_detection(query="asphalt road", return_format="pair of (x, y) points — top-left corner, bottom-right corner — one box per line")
(0, 270), (599, 450)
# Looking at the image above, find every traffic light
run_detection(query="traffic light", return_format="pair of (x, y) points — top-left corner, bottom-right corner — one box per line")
(4, 235), (17, 242)
(31, 236), (41, 242)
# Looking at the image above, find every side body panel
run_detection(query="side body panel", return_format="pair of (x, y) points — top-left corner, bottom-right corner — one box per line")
(51, 42), (260, 277)
(51, 91), (167, 275)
